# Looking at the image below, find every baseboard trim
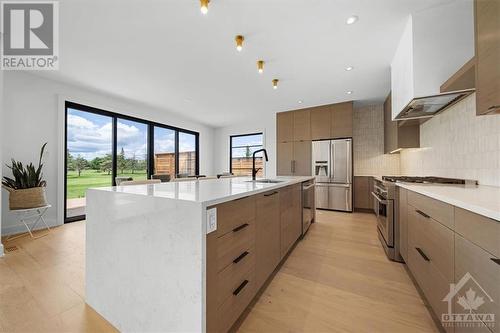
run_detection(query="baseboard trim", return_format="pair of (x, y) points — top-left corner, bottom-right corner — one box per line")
(1, 218), (61, 236)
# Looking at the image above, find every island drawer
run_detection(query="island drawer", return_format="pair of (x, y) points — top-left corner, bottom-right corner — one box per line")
(455, 207), (500, 258)
(216, 221), (255, 272)
(212, 196), (256, 237)
(407, 191), (454, 229)
(217, 269), (256, 333)
(455, 234), (499, 332)
(408, 205), (454, 282)
(217, 247), (255, 307)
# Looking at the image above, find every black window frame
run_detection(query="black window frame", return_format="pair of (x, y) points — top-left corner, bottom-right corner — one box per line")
(229, 132), (264, 176)
(64, 101), (200, 223)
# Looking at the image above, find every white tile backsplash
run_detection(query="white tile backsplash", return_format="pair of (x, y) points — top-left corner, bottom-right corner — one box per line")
(353, 104), (400, 176)
(400, 94), (500, 186)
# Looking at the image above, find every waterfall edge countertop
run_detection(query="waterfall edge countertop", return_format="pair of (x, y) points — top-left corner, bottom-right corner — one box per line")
(87, 176), (314, 207)
(396, 182), (500, 221)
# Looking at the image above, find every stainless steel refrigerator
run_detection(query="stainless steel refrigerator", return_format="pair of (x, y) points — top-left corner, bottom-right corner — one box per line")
(312, 139), (352, 212)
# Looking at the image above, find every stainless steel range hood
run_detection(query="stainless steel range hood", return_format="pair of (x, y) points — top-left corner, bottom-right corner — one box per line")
(394, 88), (475, 121)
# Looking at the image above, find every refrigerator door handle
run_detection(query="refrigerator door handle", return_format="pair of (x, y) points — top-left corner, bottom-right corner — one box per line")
(330, 141), (335, 182)
(346, 140), (350, 184)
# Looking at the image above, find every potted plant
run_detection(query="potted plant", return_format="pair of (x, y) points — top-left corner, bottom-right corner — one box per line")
(2, 143), (48, 210)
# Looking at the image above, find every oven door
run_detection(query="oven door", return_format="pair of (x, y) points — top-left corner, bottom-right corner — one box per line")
(371, 191), (394, 247)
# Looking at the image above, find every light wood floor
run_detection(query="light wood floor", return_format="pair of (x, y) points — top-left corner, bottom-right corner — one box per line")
(0, 211), (438, 333)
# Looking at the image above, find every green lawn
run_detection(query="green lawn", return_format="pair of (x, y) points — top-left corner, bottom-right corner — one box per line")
(66, 169), (147, 199)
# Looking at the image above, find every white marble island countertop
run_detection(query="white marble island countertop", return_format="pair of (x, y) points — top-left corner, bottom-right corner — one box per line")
(89, 176), (314, 206)
(396, 182), (500, 221)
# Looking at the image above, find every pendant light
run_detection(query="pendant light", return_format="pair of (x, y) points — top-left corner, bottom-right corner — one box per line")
(257, 60), (264, 74)
(235, 35), (244, 52)
(200, 0), (209, 15)
(272, 79), (279, 90)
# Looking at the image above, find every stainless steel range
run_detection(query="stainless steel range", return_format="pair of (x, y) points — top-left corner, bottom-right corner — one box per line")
(373, 176), (477, 262)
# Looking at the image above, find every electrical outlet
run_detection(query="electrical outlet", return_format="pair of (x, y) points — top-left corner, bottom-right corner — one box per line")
(206, 208), (217, 234)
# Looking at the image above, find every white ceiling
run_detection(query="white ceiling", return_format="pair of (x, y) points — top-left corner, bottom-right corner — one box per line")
(38, 0), (453, 127)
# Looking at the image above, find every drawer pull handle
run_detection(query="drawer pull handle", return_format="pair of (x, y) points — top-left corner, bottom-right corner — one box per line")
(491, 258), (500, 266)
(233, 251), (249, 264)
(416, 210), (430, 219)
(233, 280), (249, 296)
(232, 223), (249, 233)
(264, 191), (278, 197)
(416, 247), (430, 262)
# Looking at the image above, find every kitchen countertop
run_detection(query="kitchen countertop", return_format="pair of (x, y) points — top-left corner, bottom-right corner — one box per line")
(396, 182), (500, 221)
(89, 176), (314, 206)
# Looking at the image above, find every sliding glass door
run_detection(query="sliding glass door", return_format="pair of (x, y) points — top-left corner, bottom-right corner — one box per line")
(64, 101), (200, 223)
(66, 108), (113, 221)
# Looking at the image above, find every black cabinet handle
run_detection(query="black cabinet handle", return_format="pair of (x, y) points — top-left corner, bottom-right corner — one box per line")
(233, 251), (249, 264)
(233, 280), (249, 296)
(491, 258), (500, 266)
(232, 223), (249, 233)
(416, 247), (430, 262)
(416, 210), (430, 219)
(264, 191), (278, 197)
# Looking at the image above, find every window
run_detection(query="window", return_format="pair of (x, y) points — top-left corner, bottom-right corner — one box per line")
(65, 101), (199, 223)
(230, 133), (264, 177)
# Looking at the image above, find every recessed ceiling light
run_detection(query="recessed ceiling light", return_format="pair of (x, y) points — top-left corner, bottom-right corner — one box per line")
(346, 91), (353, 95)
(346, 15), (358, 25)
(345, 66), (354, 71)
(298, 100), (303, 104)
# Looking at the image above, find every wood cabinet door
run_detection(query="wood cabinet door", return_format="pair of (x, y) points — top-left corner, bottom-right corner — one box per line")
(353, 176), (369, 209)
(277, 112), (294, 142)
(310, 105), (332, 140)
(293, 109), (311, 141)
(277, 142), (293, 176)
(331, 101), (353, 138)
(475, 0), (500, 115)
(292, 141), (312, 176)
(398, 187), (408, 262)
(255, 190), (281, 290)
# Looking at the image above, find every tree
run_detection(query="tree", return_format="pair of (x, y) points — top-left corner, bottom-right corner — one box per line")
(67, 150), (75, 171)
(127, 153), (138, 174)
(100, 154), (113, 175)
(74, 155), (88, 177)
(245, 146), (251, 158)
(117, 147), (127, 174)
(89, 157), (104, 171)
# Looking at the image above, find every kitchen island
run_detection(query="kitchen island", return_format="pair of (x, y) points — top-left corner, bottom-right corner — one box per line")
(85, 176), (314, 333)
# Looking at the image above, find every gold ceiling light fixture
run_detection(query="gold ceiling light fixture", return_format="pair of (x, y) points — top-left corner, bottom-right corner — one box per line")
(257, 60), (264, 74)
(235, 35), (244, 52)
(272, 79), (279, 90)
(200, 0), (209, 15)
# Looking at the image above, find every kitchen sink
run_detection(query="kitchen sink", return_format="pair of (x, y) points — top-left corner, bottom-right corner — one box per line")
(246, 179), (284, 184)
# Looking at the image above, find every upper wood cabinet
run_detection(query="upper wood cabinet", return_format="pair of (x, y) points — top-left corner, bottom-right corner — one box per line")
(474, 0), (500, 115)
(390, 1), (474, 119)
(310, 105), (332, 140)
(276, 142), (294, 176)
(276, 112), (294, 142)
(383, 92), (419, 153)
(331, 101), (353, 139)
(293, 109), (311, 141)
(276, 141), (311, 177)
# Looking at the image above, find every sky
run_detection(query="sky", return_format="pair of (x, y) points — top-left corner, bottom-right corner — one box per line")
(67, 109), (196, 161)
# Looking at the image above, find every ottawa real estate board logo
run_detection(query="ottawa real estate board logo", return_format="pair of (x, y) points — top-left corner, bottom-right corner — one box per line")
(441, 272), (495, 330)
(1, 1), (59, 70)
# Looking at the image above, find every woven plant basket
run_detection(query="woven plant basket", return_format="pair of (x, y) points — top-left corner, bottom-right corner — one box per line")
(6, 187), (48, 210)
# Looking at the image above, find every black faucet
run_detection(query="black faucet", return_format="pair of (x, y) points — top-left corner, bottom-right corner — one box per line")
(252, 148), (269, 180)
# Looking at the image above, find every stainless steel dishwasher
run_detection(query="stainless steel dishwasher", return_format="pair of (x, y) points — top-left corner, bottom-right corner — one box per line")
(302, 180), (315, 235)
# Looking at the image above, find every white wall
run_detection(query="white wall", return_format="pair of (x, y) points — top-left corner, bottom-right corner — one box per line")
(213, 113), (276, 178)
(353, 104), (400, 176)
(0, 67), (4, 255)
(400, 94), (500, 186)
(1, 71), (215, 235)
